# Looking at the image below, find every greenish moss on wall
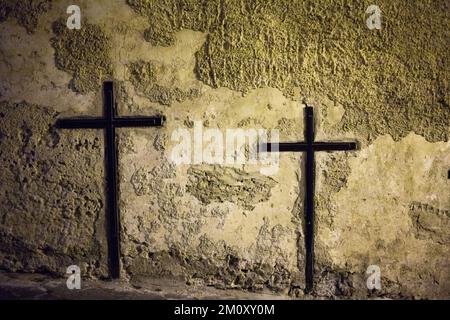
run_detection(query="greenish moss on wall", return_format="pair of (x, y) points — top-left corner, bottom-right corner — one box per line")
(127, 0), (449, 142)
(0, 0), (52, 33)
(51, 20), (113, 94)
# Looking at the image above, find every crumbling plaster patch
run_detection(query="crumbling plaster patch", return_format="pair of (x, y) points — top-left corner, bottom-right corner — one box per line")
(0, 101), (108, 278)
(317, 134), (450, 298)
(118, 86), (304, 291)
(0, 0), (52, 34)
(128, 0), (449, 143)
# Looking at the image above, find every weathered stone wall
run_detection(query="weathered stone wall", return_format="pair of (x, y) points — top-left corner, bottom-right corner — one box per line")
(0, 0), (448, 298)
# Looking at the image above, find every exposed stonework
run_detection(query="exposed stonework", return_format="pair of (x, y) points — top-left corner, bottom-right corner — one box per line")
(130, 162), (177, 197)
(313, 268), (360, 298)
(128, 60), (157, 92)
(124, 158), (298, 291)
(187, 166), (277, 210)
(409, 202), (450, 244)
(125, 240), (299, 293)
(145, 85), (200, 106)
(117, 119), (299, 291)
(0, 0), (52, 33)
(0, 271), (292, 299)
(128, 0), (449, 142)
(51, 19), (113, 94)
(128, 60), (200, 106)
(0, 101), (108, 278)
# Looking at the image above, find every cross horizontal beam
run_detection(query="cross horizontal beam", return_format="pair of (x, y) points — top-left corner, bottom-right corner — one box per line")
(56, 116), (165, 129)
(261, 141), (357, 152)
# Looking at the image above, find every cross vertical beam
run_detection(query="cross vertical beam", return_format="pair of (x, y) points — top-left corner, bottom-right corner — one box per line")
(260, 105), (358, 293)
(104, 82), (120, 278)
(304, 107), (315, 294)
(56, 81), (165, 278)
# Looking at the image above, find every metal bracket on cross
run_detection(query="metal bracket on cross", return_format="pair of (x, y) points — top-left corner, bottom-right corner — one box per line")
(56, 81), (165, 279)
(259, 105), (358, 293)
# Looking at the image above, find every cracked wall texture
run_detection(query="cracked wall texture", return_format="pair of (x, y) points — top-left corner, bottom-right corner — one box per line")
(0, 101), (108, 278)
(0, 0), (449, 298)
(0, 0), (52, 34)
(127, 0), (450, 143)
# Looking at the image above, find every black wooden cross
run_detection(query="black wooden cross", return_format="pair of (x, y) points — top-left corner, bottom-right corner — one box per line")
(56, 81), (165, 278)
(260, 105), (358, 293)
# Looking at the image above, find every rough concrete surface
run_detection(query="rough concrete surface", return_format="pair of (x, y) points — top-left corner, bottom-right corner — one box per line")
(0, 0), (449, 299)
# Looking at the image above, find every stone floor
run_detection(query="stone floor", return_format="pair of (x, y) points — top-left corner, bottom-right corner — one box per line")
(0, 272), (289, 300)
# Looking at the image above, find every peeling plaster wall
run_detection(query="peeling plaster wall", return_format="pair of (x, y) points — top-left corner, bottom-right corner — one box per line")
(0, 0), (449, 298)
(0, 101), (108, 278)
